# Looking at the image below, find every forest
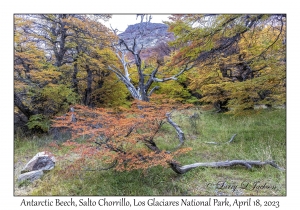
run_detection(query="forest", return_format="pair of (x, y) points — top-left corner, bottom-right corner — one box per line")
(14, 14), (286, 196)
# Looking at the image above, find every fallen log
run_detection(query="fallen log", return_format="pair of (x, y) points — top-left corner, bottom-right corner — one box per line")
(169, 160), (285, 174)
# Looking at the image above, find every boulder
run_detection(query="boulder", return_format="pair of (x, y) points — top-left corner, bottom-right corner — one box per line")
(21, 151), (56, 174)
(18, 170), (44, 182)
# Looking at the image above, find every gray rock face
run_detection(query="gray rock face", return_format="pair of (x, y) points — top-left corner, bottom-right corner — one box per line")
(117, 22), (175, 63)
(21, 151), (56, 174)
(18, 151), (55, 182)
(118, 22), (174, 49)
(18, 170), (44, 182)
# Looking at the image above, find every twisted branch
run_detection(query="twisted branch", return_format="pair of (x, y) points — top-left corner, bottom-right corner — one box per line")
(169, 160), (285, 174)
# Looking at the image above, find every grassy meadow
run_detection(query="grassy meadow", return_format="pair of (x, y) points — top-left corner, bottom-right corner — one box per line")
(14, 108), (286, 196)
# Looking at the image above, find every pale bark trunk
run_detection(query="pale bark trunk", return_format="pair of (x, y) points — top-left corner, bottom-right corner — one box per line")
(169, 160), (285, 174)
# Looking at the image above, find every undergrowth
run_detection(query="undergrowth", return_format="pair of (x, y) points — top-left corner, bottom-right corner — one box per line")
(14, 108), (286, 196)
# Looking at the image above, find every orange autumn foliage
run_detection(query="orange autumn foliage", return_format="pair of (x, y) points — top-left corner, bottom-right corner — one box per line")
(52, 99), (192, 172)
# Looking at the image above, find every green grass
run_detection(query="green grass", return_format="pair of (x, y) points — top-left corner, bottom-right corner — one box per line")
(14, 108), (286, 196)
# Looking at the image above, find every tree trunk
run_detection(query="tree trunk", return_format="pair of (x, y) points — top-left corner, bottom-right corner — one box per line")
(72, 62), (79, 94)
(83, 65), (93, 106)
(14, 92), (37, 119)
(169, 160), (284, 174)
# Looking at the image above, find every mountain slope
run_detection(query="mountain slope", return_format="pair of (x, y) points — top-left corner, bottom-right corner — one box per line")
(118, 22), (174, 62)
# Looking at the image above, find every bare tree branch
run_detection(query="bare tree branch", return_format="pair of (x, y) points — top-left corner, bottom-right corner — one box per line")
(169, 160), (285, 174)
(205, 134), (237, 145)
(148, 86), (160, 96)
(152, 64), (194, 82)
(144, 65), (160, 92)
(166, 112), (185, 150)
(227, 134), (237, 143)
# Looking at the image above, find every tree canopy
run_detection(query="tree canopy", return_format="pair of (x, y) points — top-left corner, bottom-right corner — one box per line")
(166, 14), (286, 113)
(14, 14), (129, 132)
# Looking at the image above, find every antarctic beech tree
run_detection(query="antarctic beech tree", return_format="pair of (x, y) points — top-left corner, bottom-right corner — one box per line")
(108, 17), (193, 102)
(53, 100), (190, 172)
(52, 99), (284, 174)
(166, 14), (286, 113)
(14, 14), (125, 131)
(14, 16), (64, 123)
(16, 15), (116, 106)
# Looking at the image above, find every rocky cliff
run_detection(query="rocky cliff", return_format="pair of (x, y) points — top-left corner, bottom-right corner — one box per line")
(118, 22), (174, 48)
(118, 22), (174, 62)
